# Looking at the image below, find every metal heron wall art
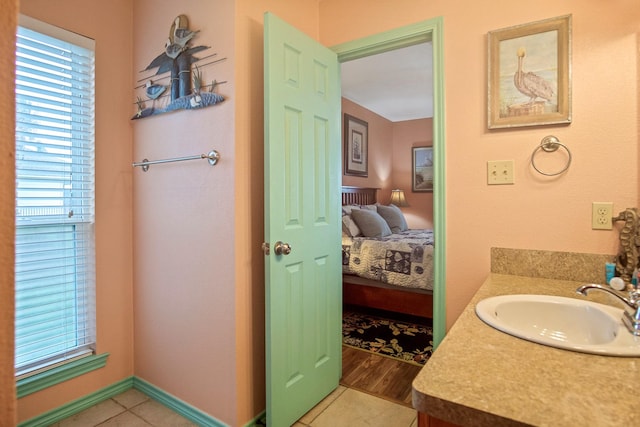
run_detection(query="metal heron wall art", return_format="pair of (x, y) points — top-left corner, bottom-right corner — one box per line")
(132, 14), (225, 120)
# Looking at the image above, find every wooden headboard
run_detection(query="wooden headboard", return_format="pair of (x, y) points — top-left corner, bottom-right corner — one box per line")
(341, 186), (378, 206)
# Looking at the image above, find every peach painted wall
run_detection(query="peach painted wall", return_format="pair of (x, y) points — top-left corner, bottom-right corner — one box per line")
(131, 1), (237, 425)
(16, 0), (134, 422)
(5, 1), (637, 425)
(392, 119), (434, 229)
(342, 98), (434, 228)
(0, 0), (17, 423)
(319, 1), (640, 327)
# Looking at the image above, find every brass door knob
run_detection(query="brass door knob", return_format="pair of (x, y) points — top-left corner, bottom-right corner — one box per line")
(273, 241), (292, 256)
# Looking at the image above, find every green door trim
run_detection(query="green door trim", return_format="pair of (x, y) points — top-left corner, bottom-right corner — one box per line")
(331, 16), (446, 347)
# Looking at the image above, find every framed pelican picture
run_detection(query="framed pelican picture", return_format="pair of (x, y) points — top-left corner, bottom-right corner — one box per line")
(487, 15), (572, 129)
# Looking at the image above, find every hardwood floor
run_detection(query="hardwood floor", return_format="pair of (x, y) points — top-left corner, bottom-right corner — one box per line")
(340, 345), (423, 408)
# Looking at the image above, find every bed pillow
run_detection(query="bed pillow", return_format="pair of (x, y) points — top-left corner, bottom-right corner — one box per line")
(342, 204), (376, 215)
(342, 205), (361, 216)
(350, 208), (392, 238)
(360, 204), (378, 211)
(342, 215), (361, 237)
(377, 204), (408, 233)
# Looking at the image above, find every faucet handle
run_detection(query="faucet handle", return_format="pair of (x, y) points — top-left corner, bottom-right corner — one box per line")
(628, 289), (640, 305)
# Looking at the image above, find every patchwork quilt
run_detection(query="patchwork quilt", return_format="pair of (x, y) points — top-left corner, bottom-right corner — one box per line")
(342, 229), (434, 291)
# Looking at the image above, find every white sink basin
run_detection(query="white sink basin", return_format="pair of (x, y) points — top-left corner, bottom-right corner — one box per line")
(475, 294), (640, 356)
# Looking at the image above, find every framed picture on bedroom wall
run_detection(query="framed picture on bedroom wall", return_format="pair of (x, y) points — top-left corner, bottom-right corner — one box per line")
(412, 146), (433, 192)
(344, 114), (368, 177)
(487, 14), (572, 129)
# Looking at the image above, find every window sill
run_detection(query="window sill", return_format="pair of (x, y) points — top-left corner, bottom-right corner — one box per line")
(17, 353), (109, 398)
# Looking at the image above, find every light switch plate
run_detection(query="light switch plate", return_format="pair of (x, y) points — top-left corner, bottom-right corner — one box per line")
(487, 160), (514, 185)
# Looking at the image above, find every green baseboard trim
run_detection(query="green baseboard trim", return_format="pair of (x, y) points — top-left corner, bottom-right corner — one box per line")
(133, 377), (228, 427)
(18, 376), (133, 427)
(17, 353), (110, 398)
(243, 410), (266, 427)
(19, 375), (233, 427)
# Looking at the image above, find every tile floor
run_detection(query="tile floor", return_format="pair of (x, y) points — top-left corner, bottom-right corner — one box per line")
(295, 385), (418, 427)
(50, 389), (197, 427)
(52, 385), (417, 426)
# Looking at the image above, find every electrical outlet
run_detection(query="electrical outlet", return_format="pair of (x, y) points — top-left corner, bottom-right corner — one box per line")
(592, 202), (613, 230)
(487, 160), (514, 185)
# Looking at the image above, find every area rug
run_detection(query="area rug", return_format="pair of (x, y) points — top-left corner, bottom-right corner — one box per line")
(342, 308), (433, 366)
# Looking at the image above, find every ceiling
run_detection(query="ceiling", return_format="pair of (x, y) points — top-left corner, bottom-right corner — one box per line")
(340, 42), (433, 122)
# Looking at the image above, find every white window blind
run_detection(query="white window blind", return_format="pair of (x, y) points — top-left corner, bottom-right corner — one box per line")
(15, 16), (96, 378)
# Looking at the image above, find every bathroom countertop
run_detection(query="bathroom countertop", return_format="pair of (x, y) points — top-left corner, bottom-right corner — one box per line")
(412, 273), (640, 426)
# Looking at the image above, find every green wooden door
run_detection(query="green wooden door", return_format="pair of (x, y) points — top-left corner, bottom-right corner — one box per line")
(264, 12), (342, 427)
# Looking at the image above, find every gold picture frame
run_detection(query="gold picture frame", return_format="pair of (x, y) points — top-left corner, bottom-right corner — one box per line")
(344, 114), (368, 177)
(412, 147), (433, 192)
(488, 15), (572, 129)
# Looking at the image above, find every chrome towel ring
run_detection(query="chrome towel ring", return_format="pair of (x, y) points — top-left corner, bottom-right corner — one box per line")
(531, 135), (572, 176)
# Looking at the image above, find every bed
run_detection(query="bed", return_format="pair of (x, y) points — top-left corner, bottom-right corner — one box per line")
(341, 186), (434, 319)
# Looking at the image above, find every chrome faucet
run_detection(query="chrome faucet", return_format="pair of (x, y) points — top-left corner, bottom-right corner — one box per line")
(576, 284), (640, 336)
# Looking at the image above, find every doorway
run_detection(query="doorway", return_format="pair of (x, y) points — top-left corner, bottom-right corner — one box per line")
(263, 14), (445, 425)
(332, 16), (446, 347)
(337, 39), (437, 405)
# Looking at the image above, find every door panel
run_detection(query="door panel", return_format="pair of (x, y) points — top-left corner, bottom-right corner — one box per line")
(264, 12), (341, 427)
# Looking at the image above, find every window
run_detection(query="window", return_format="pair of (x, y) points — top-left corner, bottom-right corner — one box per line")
(14, 16), (96, 378)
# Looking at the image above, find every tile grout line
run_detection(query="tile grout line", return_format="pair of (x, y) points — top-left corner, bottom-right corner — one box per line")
(93, 398), (129, 426)
(297, 385), (349, 426)
(95, 396), (152, 426)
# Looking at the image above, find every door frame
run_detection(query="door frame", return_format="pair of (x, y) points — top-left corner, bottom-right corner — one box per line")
(331, 17), (446, 346)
